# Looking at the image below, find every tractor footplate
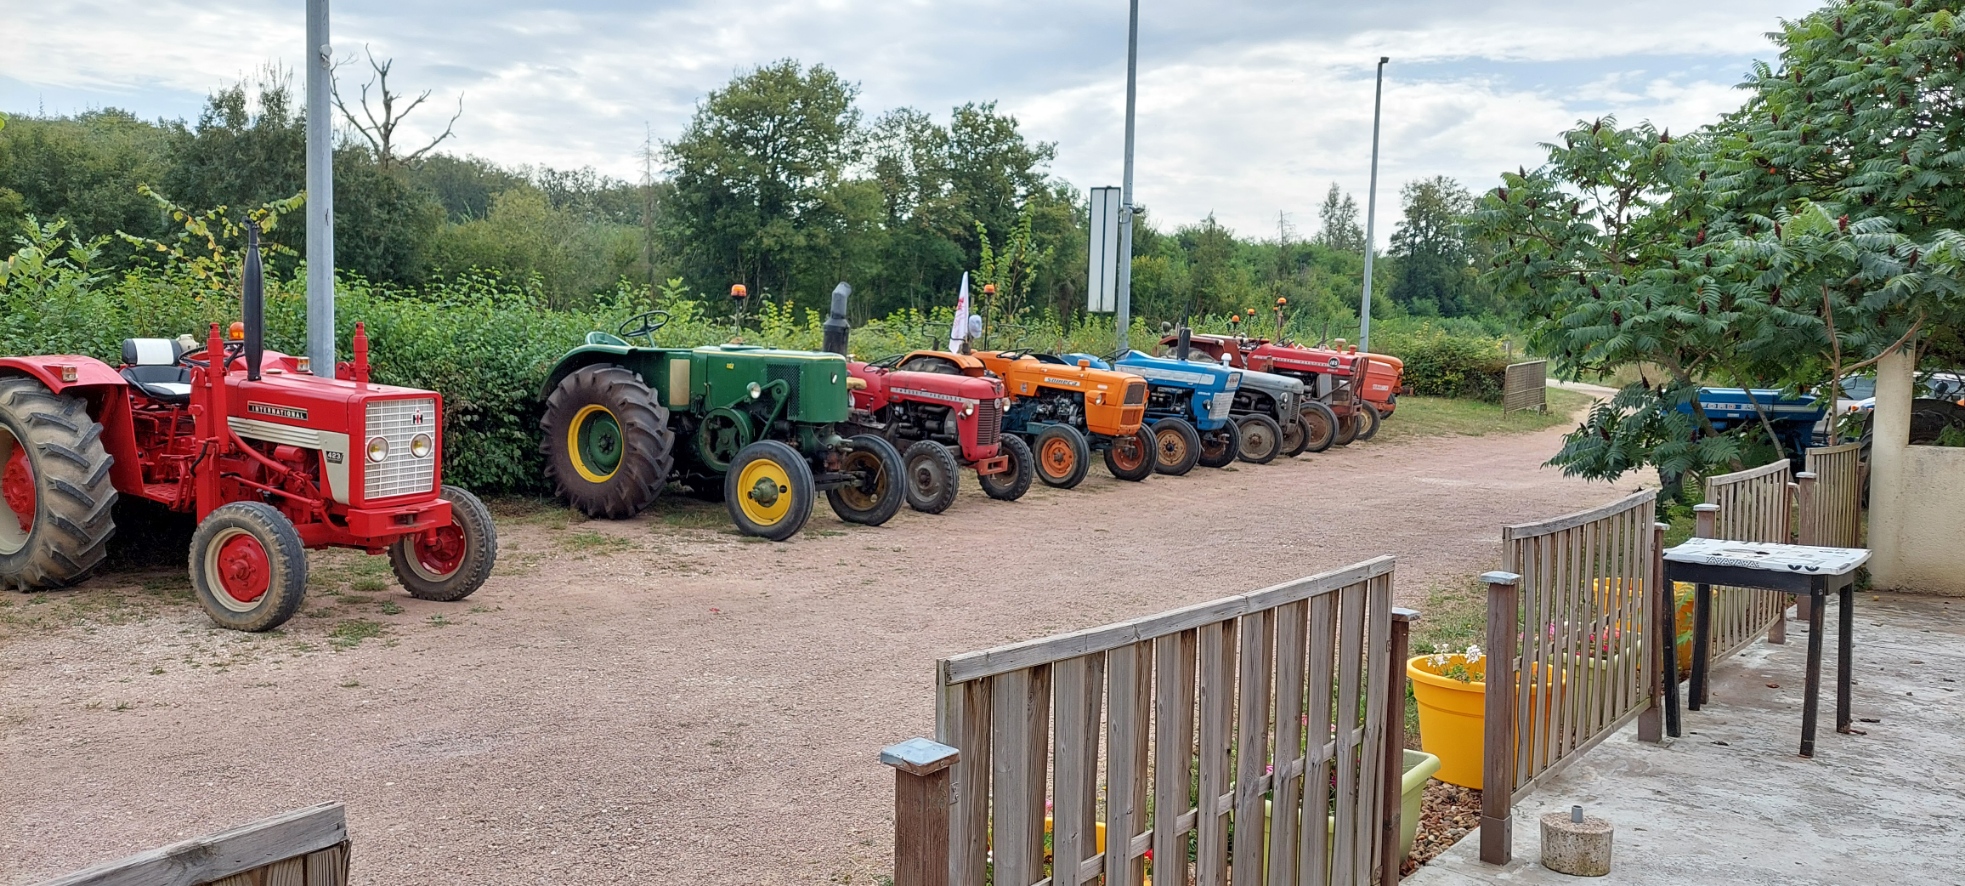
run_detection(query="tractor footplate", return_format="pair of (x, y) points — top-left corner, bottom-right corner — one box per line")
(973, 455), (1010, 476)
(812, 471), (860, 491)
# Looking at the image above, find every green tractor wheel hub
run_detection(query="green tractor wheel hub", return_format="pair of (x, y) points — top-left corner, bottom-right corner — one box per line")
(577, 409), (625, 478)
(750, 478), (782, 506)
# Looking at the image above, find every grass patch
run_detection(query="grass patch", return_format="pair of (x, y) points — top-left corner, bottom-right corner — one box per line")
(1371, 388), (1591, 444)
(556, 530), (638, 555)
(659, 501), (732, 530)
(327, 618), (387, 649)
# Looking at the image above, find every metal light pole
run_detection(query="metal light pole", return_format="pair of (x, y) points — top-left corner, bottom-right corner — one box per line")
(1115, 0), (1140, 354)
(1358, 56), (1388, 355)
(305, 0), (335, 374)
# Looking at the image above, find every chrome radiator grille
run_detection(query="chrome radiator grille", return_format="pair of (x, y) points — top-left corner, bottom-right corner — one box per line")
(364, 397), (438, 500)
(975, 400), (1001, 447)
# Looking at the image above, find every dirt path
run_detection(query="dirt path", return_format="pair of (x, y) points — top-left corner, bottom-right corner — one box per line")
(0, 423), (1632, 885)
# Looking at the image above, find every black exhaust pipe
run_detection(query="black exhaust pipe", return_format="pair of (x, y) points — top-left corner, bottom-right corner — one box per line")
(822, 282), (852, 355)
(1176, 324), (1191, 362)
(244, 222), (264, 381)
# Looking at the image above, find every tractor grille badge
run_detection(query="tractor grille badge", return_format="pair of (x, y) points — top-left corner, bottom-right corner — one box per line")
(247, 402), (309, 421)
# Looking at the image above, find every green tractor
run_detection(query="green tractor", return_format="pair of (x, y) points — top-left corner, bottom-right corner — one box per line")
(538, 290), (904, 541)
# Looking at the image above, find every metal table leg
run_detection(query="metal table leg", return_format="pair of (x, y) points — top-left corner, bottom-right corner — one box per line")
(1661, 571), (1682, 738)
(1690, 582), (1712, 710)
(1837, 581), (1854, 735)
(1801, 589), (1825, 757)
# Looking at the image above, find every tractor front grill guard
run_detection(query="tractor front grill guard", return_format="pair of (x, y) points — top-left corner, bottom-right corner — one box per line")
(975, 400), (1001, 448)
(1123, 382), (1148, 405)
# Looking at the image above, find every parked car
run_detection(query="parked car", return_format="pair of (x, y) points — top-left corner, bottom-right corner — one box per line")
(1817, 370), (1965, 441)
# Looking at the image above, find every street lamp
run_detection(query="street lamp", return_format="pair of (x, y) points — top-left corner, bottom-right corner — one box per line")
(1359, 56), (1388, 356)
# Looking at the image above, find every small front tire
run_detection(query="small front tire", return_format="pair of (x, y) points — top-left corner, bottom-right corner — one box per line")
(1300, 402), (1338, 453)
(828, 434), (906, 526)
(901, 440), (962, 515)
(725, 441), (816, 541)
(390, 485), (499, 602)
(1033, 425), (1091, 489)
(1197, 421), (1242, 469)
(1103, 423), (1156, 482)
(189, 502), (308, 632)
(1279, 412), (1309, 458)
(978, 434), (1035, 502)
(1235, 414), (1283, 465)
(1151, 417), (1202, 476)
(1357, 402), (1383, 441)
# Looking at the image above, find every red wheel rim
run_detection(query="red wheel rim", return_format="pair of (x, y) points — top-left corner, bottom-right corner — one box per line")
(215, 533), (271, 604)
(2, 443), (33, 536)
(1041, 438), (1075, 476)
(413, 525), (467, 578)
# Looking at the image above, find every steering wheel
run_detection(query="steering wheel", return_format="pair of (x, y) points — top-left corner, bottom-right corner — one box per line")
(617, 310), (671, 343)
(180, 342), (246, 369)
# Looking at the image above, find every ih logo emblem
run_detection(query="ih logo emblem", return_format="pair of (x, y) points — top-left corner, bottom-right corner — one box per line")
(412, 411), (428, 426)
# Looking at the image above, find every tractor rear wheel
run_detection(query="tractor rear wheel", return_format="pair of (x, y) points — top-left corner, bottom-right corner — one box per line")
(725, 441), (815, 541)
(0, 377), (117, 592)
(978, 434), (1034, 502)
(1299, 402), (1338, 453)
(1235, 414), (1283, 465)
(1151, 417), (1202, 476)
(1357, 402), (1383, 441)
(1334, 411), (1360, 447)
(1103, 423), (1156, 482)
(1197, 421), (1242, 468)
(189, 502), (307, 632)
(1279, 412), (1309, 458)
(901, 440), (961, 515)
(1033, 425), (1091, 489)
(828, 435), (905, 527)
(540, 365), (675, 520)
(390, 485), (499, 602)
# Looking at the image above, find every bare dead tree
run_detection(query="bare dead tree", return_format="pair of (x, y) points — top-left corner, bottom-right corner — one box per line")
(331, 45), (462, 169)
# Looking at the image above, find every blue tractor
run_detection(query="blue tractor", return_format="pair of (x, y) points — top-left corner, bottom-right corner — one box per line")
(1678, 387), (1827, 467)
(1062, 350), (1248, 475)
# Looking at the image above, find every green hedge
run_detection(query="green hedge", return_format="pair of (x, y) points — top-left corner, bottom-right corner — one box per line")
(1368, 323), (1511, 402)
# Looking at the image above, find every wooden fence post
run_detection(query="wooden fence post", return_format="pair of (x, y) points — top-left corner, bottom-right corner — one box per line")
(882, 738), (960, 886)
(1381, 607), (1419, 886)
(1479, 571), (1521, 866)
(1793, 472), (1819, 623)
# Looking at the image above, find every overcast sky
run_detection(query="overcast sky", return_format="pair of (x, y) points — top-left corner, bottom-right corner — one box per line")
(5, 0), (1820, 243)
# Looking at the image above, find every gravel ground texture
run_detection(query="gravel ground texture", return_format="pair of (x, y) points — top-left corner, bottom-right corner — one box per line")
(0, 422), (1628, 885)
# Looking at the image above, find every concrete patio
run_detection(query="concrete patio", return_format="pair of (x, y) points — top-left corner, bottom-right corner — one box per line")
(1406, 593), (1965, 886)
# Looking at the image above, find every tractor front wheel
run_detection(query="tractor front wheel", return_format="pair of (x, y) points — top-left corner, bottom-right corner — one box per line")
(828, 435), (905, 527)
(1033, 425), (1091, 489)
(540, 365), (676, 520)
(1235, 414), (1283, 465)
(1279, 411), (1309, 458)
(902, 440), (961, 515)
(1103, 423), (1156, 482)
(978, 434), (1035, 501)
(390, 485), (499, 602)
(1299, 402), (1338, 453)
(1357, 402), (1383, 441)
(1334, 411), (1360, 447)
(0, 377), (117, 592)
(725, 441), (815, 541)
(189, 502), (307, 632)
(1151, 417), (1202, 476)
(1197, 421), (1243, 469)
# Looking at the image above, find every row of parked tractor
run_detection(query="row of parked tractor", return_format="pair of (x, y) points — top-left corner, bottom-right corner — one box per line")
(0, 236), (1402, 632)
(539, 284), (1406, 538)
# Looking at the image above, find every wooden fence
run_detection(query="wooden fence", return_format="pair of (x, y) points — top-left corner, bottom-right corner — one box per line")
(1700, 460), (1794, 664)
(35, 804), (348, 886)
(1802, 443), (1864, 549)
(909, 558), (1408, 886)
(1479, 491), (1662, 864)
(1501, 361), (1548, 414)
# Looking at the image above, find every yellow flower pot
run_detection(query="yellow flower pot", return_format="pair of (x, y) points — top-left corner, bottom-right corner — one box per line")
(1408, 655), (1564, 790)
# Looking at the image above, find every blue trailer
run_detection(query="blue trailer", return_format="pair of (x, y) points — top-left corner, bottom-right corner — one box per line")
(1063, 351), (1247, 474)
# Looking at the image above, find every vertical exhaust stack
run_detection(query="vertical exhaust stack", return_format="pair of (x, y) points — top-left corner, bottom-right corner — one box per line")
(243, 223), (265, 382)
(1176, 324), (1191, 362)
(822, 282), (852, 356)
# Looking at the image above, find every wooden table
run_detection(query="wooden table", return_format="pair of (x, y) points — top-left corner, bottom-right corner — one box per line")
(1661, 538), (1870, 757)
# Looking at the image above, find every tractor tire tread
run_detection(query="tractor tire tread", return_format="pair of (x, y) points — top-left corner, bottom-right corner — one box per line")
(1151, 417), (1203, 476)
(0, 376), (119, 592)
(829, 435), (906, 526)
(540, 365), (675, 521)
(1033, 425), (1091, 489)
(188, 502), (307, 632)
(1299, 402), (1339, 453)
(901, 440), (962, 515)
(1234, 414), (1284, 465)
(391, 485), (499, 602)
(978, 434), (1035, 502)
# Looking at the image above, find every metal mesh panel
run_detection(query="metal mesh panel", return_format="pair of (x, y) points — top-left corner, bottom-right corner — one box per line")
(1123, 382), (1147, 405)
(364, 398), (437, 500)
(975, 400), (1001, 447)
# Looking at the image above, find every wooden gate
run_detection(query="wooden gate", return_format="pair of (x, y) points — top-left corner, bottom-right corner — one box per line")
(1502, 361), (1548, 414)
(931, 558), (1407, 886)
(1702, 460), (1793, 662)
(1803, 443), (1864, 548)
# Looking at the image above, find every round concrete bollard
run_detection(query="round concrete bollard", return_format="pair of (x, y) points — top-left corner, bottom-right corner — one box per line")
(1541, 806), (1613, 877)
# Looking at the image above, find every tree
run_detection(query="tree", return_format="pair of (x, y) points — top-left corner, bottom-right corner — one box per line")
(1388, 176), (1478, 317)
(0, 109), (174, 257)
(332, 47), (462, 170)
(1314, 183), (1364, 253)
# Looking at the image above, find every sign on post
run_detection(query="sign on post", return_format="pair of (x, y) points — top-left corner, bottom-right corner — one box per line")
(1087, 186), (1121, 313)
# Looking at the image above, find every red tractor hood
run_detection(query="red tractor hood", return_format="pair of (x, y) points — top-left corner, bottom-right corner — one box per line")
(849, 362), (1005, 410)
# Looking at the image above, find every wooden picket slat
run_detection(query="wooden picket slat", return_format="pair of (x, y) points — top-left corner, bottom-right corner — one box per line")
(1051, 655), (1103, 886)
(1330, 582), (1366, 886)
(990, 667), (1051, 886)
(940, 675), (991, 886)
(1153, 630), (1198, 886)
(1266, 600), (1310, 886)
(1106, 643), (1151, 886)
(1705, 460), (1793, 666)
(1196, 619), (1236, 886)
(1299, 594), (1339, 886)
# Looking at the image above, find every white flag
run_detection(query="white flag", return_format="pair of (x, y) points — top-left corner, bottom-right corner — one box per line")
(949, 273), (972, 352)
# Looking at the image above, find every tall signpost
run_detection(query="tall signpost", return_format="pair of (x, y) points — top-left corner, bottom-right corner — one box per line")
(1115, 0), (1140, 353)
(1358, 56), (1388, 356)
(305, 0), (335, 375)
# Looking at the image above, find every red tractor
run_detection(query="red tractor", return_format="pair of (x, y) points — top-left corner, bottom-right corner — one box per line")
(1171, 332), (1373, 446)
(844, 351), (1032, 513)
(0, 229), (496, 631)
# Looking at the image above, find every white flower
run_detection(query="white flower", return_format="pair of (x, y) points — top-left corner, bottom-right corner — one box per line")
(1465, 644), (1483, 664)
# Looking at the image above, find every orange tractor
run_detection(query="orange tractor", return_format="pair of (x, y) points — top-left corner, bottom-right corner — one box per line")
(971, 351), (1155, 489)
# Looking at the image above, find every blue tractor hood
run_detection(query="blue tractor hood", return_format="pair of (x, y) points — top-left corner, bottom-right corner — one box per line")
(1062, 350), (1242, 393)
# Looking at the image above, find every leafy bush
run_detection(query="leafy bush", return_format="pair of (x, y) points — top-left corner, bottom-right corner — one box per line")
(1369, 323), (1510, 402)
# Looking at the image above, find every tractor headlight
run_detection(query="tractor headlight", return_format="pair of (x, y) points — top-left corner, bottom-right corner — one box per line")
(748, 381), (762, 399)
(410, 433), (433, 459)
(963, 402), (976, 417)
(366, 436), (390, 463)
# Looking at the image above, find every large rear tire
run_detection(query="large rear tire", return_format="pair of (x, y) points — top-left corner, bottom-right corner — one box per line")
(1357, 402), (1383, 441)
(901, 440), (961, 515)
(390, 485), (499, 602)
(828, 435), (905, 526)
(1197, 421), (1242, 469)
(726, 440), (815, 541)
(1103, 424), (1156, 482)
(0, 377), (117, 591)
(1334, 411), (1360, 447)
(1299, 402), (1338, 453)
(540, 365), (675, 520)
(1235, 414), (1283, 465)
(978, 434), (1035, 502)
(189, 502), (307, 632)
(1151, 417), (1202, 476)
(1033, 425), (1091, 489)
(1279, 412), (1309, 458)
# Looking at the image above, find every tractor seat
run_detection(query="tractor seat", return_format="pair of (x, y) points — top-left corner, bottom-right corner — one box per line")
(120, 338), (192, 404)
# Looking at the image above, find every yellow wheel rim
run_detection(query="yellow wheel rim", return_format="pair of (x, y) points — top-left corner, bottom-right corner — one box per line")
(567, 404), (623, 484)
(737, 459), (794, 526)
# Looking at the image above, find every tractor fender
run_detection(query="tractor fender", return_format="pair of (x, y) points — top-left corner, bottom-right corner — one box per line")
(540, 346), (643, 401)
(0, 356), (147, 494)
